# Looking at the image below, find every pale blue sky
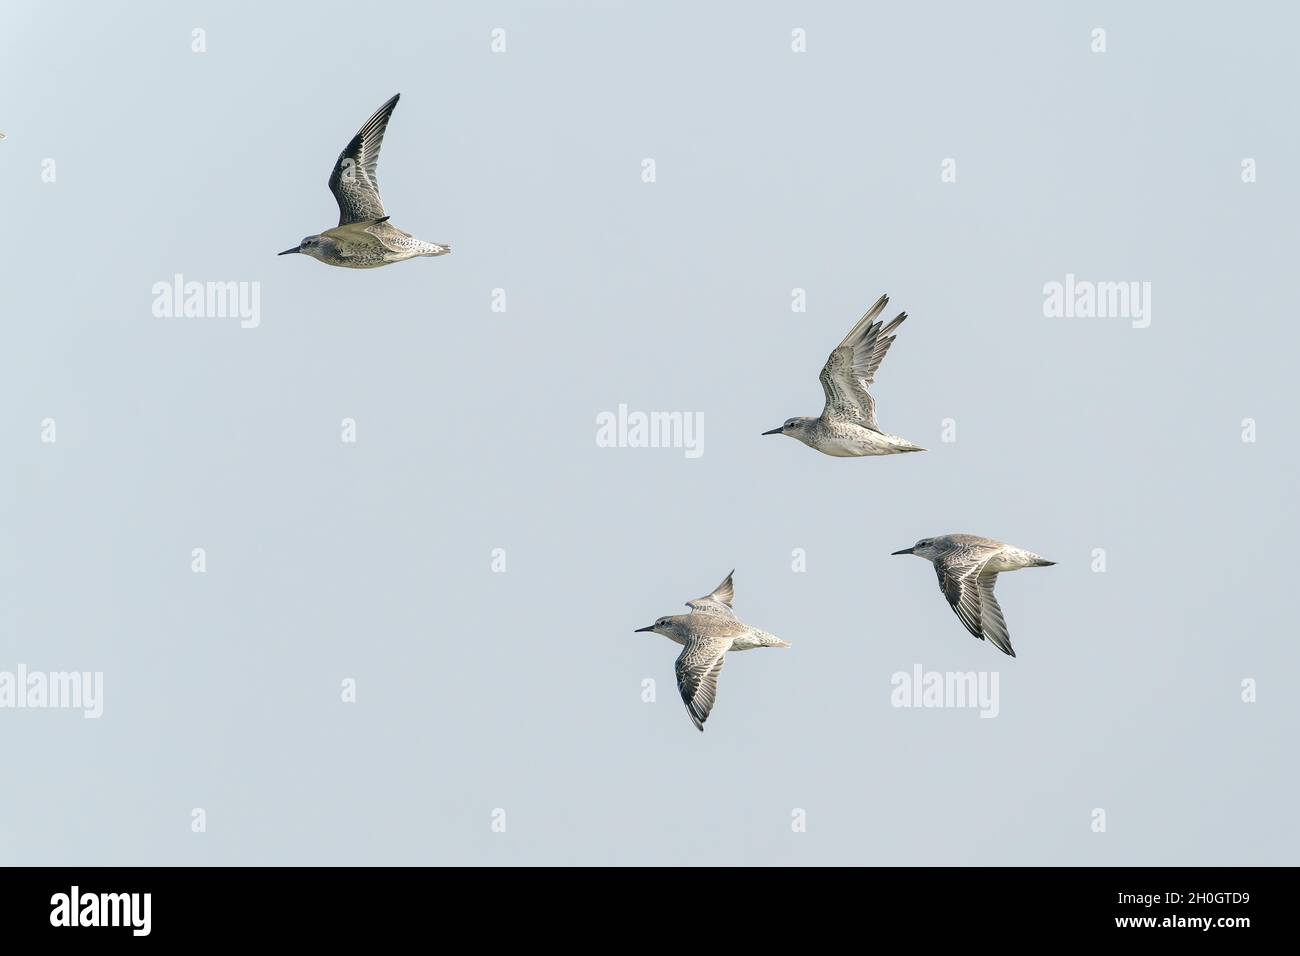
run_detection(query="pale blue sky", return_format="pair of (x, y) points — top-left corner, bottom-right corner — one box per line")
(1, 0), (1296, 864)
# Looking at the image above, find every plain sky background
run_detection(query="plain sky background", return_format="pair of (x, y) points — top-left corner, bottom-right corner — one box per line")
(2, 1), (1296, 865)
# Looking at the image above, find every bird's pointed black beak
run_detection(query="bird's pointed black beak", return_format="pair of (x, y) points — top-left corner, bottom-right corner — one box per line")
(761, 427), (783, 436)
(891, 547), (914, 556)
(633, 625), (655, 633)
(277, 247), (301, 256)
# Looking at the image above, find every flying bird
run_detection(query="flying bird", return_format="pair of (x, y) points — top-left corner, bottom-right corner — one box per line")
(278, 93), (451, 268)
(763, 294), (924, 456)
(892, 534), (1055, 658)
(634, 571), (789, 732)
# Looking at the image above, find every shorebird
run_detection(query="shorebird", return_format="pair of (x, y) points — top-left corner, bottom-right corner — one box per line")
(763, 294), (924, 456)
(892, 534), (1055, 658)
(278, 93), (450, 268)
(634, 571), (789, 732)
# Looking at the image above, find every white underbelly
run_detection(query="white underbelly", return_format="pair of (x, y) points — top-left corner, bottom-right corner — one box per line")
(820, 436), (871, 457)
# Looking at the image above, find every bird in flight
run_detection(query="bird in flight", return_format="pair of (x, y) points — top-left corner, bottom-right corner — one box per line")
(763, 294), (924, 456)
(634, 571), (789, 732)
(892, 534), (1055, 658)
(278, 93), (450, 268)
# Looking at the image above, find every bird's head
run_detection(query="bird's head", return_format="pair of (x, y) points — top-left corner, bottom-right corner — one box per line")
(634, 615), (685, 639)
(892, 537), (943, 561)
(278, 234), (328, 260)
(762, 416), (815, 440)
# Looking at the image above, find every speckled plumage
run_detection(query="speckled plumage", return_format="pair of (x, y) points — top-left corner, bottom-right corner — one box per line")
(892, 534), (1056, 658)
(764, 294), (924, 456)
(278, 93), (451, 268)
(634, 571), (789, 732)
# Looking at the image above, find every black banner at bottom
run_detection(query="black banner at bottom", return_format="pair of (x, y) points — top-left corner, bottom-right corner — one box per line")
(0, 867), (1273, 941)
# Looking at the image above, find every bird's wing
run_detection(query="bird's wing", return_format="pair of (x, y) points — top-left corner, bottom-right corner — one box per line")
(674, 636), (731, 732)
(818, 294), (908, 430)
(317, 216), (392, 257)
(686, 569), (736, 618)
(934, 547), (1016, 658)
(322, 216), (390, 239)
(328, 94), (400, 226)
(975, 569), (1014, 657)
